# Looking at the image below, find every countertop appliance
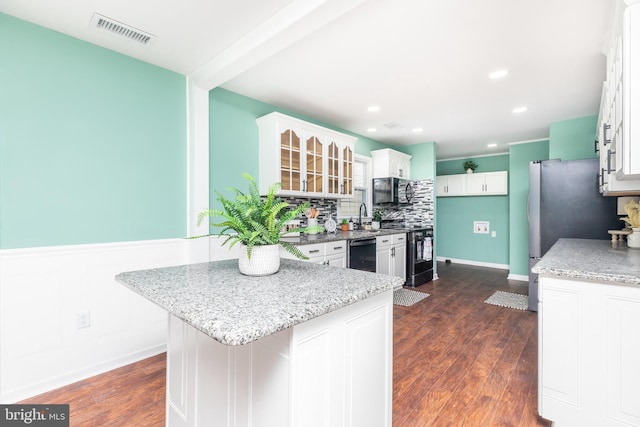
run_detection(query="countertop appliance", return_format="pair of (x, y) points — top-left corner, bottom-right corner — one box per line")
(528, 158), (619, 311)
(372, 177), (413, 205)
(405, 226), (434, 287)
(347, 238), (377, 272)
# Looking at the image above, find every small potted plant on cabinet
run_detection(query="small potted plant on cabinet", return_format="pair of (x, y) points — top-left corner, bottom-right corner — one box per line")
(196, 173), (311, 276)
(464, 160), (478, 174)
(372, 208), (384, 230)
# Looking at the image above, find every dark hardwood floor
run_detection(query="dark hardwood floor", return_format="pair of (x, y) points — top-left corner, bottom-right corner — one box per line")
(20, 261), (551, 426)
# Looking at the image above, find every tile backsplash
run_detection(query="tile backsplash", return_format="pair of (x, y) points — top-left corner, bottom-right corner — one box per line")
(374, 179), (434, 227)
(281, 179), (434, 228)
(282, 197), (338, 226)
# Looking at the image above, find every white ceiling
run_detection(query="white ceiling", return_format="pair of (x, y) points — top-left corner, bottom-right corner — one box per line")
(1, 0), (613, 159)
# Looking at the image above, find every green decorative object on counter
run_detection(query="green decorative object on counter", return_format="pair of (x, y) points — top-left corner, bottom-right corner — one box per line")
(196, 173), (311, 275)
(463, 160), (478, 174)
(373, 208), (384, 222)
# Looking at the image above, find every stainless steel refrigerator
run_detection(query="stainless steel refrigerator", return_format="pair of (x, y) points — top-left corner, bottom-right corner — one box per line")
(528, 158), (619, 311)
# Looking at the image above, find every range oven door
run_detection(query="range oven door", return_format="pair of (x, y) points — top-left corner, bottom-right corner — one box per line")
(407, 229), (434, 287)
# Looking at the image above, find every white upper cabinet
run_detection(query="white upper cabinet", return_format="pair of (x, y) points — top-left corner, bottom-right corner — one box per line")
(598, 2), (640, 194)
(257, 112), (357, 198)
(371, 149), (412, 179)
(465, 171), (508, 195)
(437, 171), (507, 197)
(436, 174), (466, 196)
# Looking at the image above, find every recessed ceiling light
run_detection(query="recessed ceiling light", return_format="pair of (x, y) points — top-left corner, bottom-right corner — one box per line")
(512, 106), (528, 113)
(367, 105), (380, 112)
(487, 143), (498, 148)
(489, 69), (509, 79)
(412, 127), (423, 133)
(367, 128), (377, 132)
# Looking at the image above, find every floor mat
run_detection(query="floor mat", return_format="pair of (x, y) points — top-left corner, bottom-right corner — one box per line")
(393, 288), (430, 307)
(484, 290), (528, 311)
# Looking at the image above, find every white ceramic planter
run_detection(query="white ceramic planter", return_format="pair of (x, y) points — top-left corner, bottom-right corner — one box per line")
(628, 228), (640, 249)
(238, 244), (280, 276)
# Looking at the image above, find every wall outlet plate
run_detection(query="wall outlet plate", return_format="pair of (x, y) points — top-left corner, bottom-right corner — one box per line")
(77, 312), (91, 329)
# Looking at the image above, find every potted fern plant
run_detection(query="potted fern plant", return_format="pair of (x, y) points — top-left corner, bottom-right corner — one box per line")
(197, 173), (310, 276)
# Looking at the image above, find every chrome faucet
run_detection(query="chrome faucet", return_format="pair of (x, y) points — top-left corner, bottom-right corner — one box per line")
(358, 203), (367, 229)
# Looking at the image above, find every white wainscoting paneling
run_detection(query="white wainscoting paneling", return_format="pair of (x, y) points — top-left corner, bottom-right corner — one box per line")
(0, 238), (194, 402)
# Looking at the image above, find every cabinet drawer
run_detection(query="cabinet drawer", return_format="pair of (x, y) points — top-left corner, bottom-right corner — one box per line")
(392, 234), (406, 245)
(325, 242), (347, 256)
(376, 235), (394, 248)
(297, 243), (325, 258)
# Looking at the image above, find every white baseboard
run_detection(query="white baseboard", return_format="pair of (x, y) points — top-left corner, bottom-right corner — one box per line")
(436, 256), (509, 270)
(507, 273), (529, 282)
(1, 344), (166, 403)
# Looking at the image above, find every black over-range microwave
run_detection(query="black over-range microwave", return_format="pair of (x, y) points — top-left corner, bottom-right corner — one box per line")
(372, 177), (413, 205)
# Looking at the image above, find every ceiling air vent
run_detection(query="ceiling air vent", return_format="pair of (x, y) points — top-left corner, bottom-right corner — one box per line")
(382, 121), (404, 130)
(90, 13), (156, 46)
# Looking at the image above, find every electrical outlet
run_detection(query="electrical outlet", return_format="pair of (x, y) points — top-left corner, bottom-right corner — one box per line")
(491, 231), (497, 237)
(77, 311), (91, 329)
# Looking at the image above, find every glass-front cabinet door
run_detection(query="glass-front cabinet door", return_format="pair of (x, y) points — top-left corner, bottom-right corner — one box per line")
(280, 129), (302, 192)
(327, 142), (340, 197)
(342, 144), (354, 197)
(305, 135), (324, 194)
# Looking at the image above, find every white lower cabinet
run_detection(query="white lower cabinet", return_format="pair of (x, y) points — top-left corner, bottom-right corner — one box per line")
(538, 276), (640, 426)
(167, 291), (393, 427)
(281, 241), (347, 267)
(376, 234), (406, 283)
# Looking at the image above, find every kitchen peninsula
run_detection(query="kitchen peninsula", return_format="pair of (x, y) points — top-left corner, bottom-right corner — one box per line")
(532, 239), (640, 427)
(116, 258), (402, 427)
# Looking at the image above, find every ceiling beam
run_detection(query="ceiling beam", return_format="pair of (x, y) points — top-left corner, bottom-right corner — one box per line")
(188, 0), (368, 90)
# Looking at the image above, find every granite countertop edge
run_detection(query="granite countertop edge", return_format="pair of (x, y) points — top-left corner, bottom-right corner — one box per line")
(282, 228), (412, 245)
(116, 259), (402, 346)
(532, 238), (640, 286)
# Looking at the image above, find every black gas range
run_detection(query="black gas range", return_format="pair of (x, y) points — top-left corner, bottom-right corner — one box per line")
(380, 222), (434, 287)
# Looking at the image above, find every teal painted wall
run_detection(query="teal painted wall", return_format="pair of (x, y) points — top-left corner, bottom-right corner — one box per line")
(436, 196), (509, 265)
(436, 154), (510, 175)
(0, 14), (187, 249)
(209, 88), (394, 205)
(436, 154), (510, 265)
(549, 115), (598, 161)
(508, 141), (550, 276)
(403, 142), (436, 180)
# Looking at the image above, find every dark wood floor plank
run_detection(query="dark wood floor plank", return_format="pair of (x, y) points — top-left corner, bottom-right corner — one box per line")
(19, 262), (551, 427)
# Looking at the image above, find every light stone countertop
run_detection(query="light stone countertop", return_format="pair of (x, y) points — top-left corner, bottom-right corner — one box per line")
(532, 238), (640, 286)
(116, 259), (402, 346)
(282, 228), (409, 245)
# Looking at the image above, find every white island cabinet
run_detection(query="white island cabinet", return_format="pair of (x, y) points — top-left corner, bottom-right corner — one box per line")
(533, 239), (640, 427)
(116, 259), (399, 427)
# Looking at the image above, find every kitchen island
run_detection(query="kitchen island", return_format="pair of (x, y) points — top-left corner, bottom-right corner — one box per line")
(116, 258), (402, 427)
(532, 239), (640, 427)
